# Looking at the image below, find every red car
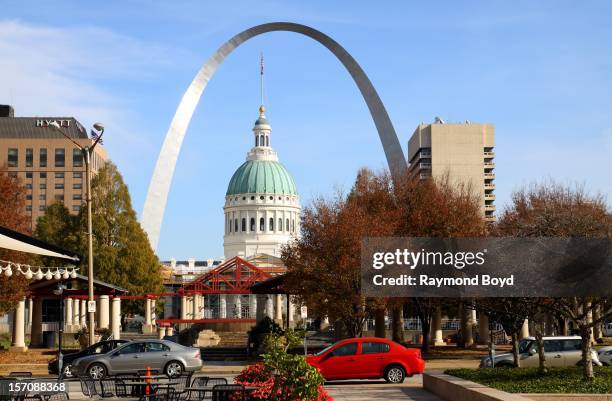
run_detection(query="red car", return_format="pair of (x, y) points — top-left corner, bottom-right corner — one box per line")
(306, 337), (425, 383)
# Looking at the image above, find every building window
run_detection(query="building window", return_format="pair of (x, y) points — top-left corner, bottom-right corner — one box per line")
(72, 205), (80, 212)
(8, 172), (17, 178)
(278, 218), (282, 231)
(26, 183), (32, 189)
(269, 218), (274, 231)
(250, 218), (255, 232)
(55, 183), (64, 190)
(55, 172), (64, 179)
(73, 183), (82, 190)
(7, 148), (18, 167)
(40, 172), (47, 179)
(54, 148), (65, 167)
(25, 172), (32, 179)
(266, 136), (269, 147)
(54, 194), (64, 202)
(39, 148), (47, 167)
(235, 219), (239, 232)
(26, 205), (32, 212)
(26, 194), (32, 200)
(286, 218), (289, 233)
(255, 136), (258, 147)
(241, 218), (246, 232)
(73, 172), (82, 179)
(259, 217), (264, 232)
(292, 219), (295, 232)
(73, 194), (82, 201)
(39, 194), (46, 200)
(73, 148), (83, 167)
(26, 148), (33, 167)
(39, 205), (45, 211)
(40, 183), (46, 189)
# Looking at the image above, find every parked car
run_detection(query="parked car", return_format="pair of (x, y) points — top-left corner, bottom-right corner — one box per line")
(48, 339), (128, 377)
(602, 322), (612, 337)
(306, 337), (425, 383)
(72, 340), (202, 379)
(479, 336), (602, 368)
(597, 346), (612, 366)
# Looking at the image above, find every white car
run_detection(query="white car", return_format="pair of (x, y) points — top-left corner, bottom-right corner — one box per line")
(480, 336), (602, 368)
(597, 346), (612, 366)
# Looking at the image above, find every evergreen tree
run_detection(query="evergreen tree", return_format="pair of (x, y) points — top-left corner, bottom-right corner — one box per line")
(35, 202), (78, 251)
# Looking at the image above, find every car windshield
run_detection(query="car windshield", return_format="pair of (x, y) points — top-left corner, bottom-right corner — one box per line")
(315, 344), (335, 356)
(518, 339), (534, 353)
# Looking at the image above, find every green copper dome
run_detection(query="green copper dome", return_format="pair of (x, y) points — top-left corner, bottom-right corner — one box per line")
(226, 160), (298, 196)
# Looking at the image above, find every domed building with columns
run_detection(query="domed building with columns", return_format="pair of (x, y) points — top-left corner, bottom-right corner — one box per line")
(223, 105), (301, 259)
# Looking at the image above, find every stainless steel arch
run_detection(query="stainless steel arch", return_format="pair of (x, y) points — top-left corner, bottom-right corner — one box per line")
(141, 22), (407, 250)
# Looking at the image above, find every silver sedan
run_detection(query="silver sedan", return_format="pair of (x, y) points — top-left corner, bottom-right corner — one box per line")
(72, 340), (202, 379)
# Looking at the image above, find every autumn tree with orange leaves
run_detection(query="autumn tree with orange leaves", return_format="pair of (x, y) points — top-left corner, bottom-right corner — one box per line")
(0, 166), (31, 314)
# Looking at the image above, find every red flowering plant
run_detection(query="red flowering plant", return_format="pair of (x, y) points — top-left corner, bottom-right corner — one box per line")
(234, 329), (333, 401)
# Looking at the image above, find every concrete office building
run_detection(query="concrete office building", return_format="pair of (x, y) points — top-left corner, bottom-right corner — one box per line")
(0, 105), (108, 229)
(407, 118), (496, 221)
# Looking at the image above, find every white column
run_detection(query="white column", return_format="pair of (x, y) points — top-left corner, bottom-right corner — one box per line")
(180, 296), (187, 319)
(265, 296), (274, 319)
(80, 299), (87, 327)
(288, 296), (295, 327)
(192, 295), (198, 319)
(275, 294), (283, 324)
(432, 306), (444, 345)
(27, 298), (33, 325)
(111, 297), (121, 339)
(219, 295), (227, 318)
(145, 298), (152, 326)
(250, 296), (257, 319)
(151, 299), (157, 325)
(321, 316), (330, 330)
(73, 298), (80, 329)
(234, 296), (242, 318)
(167, 327), (174, 336)
(158, 326), (166, 339)
(65, 298), (73, 331)
(99, 295), (110, 329)
(10, 297), (27, 352)
(520, 318), (530, 339)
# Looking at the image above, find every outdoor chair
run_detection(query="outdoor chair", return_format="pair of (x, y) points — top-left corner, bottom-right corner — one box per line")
(41, 392), (69, 401)
(7, 373), (32, 378)
(211, 384), (245, 401)
(174, 372), (194, 393)
(190, 377), (209, 387)
(78, 378), (100, 399)
(98, 379), (117, 397)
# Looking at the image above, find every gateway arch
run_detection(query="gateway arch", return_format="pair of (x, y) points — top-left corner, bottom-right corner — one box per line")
(141, 22), (407, 250)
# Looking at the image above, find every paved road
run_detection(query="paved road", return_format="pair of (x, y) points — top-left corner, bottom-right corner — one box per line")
(325, 376), (443, 401)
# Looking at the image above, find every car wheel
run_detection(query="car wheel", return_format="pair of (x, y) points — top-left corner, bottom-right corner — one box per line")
(62, 364), (73, 378)
(88, 363), (107, 379)
(384, 365), (405, 383)
(165, 361), (183, 378)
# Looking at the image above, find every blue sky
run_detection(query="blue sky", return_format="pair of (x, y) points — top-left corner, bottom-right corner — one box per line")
(1, 1), (611, 260)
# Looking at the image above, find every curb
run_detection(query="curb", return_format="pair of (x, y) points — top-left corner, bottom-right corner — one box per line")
(423, 371), (532, 401)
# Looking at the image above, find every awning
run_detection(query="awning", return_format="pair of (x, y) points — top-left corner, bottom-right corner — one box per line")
(0, 225), (80, 262)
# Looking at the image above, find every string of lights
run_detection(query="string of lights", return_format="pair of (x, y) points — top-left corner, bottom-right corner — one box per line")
(0, 259), (79, 280)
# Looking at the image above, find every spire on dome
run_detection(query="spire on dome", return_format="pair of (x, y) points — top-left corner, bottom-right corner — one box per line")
(259, 53), (265, 111)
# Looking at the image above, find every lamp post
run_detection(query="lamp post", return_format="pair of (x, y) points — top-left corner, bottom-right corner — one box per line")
(53, 283), (66, 378)
(49, 121), (104, 346)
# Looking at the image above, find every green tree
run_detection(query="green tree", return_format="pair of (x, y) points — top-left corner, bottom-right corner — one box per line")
(36, 162), (163, 314)
(0, 166), (30, 314)
(80, 162), (163, 313)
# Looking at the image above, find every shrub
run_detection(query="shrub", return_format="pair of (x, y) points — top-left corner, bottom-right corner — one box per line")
(235, 329), (332, 401)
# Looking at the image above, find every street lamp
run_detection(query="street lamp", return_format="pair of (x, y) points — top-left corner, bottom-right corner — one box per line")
(53, 283), (66, 378)
(49, 120), (104, 346)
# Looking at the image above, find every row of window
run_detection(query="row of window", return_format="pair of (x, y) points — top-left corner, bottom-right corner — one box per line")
(26, 194), (82, 201)
(8, 148), (83, 168)
(25, 204), (81, 212)
(227, 216), (297, 234)
(25, 183), (82, 190)
(9, 171), (83, 179)
(255, 133), (270, 147)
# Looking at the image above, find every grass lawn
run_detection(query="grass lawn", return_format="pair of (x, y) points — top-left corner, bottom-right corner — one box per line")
(445, 367), (612, 394)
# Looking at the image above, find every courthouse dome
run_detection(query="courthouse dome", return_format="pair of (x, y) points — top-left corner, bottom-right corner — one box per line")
(226, 159), (297, 196)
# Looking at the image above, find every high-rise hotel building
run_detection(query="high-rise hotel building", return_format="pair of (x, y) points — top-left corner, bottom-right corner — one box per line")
(0, 105), (108, 230)
(407, 119), (496, 222)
